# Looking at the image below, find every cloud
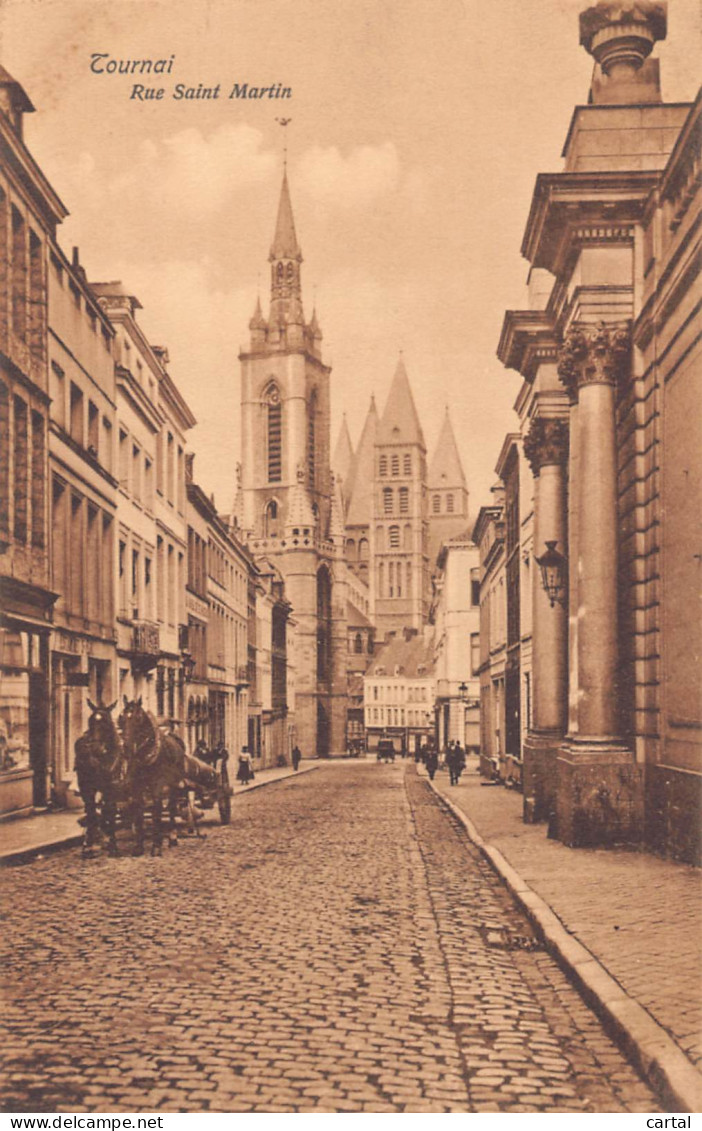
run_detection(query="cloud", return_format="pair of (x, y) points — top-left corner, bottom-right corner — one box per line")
(296, 142), (400, 209)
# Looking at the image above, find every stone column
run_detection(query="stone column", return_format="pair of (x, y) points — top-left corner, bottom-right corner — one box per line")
(554, 322), (643, 846)
(522, 417), (569, 823)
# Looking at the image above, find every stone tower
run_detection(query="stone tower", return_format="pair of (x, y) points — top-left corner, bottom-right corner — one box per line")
(239, 169), (347, 755)
(372, 357), (430, 637)
(427, 407), (470, 565)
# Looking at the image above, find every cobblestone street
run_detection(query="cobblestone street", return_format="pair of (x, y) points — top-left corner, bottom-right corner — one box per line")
(0, 763), (659, 1113)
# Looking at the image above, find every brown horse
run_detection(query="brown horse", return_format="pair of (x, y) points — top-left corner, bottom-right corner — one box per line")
(119, 697), (188, 856)
(74, 699), (124, 856)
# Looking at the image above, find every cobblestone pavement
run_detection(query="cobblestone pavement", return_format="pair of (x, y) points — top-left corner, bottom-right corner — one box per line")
(0, 763), (659, 1113)
(431, 764), (702, 1070)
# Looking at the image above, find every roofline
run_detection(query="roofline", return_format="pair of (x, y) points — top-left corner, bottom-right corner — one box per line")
(561, 101), (695, 160)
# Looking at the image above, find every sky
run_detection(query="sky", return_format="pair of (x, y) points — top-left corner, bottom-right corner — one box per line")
(1, 0), (700, 514)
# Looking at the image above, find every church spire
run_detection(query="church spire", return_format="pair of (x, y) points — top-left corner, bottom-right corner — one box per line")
(268, 167), (304, 331)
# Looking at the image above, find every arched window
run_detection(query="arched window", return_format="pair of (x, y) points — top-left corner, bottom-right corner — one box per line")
(358, 538), (369, 561)
(399, 487), (409, 514)
(432, 494), (440, 513)
(345, 537), (356, 561)
(354, 633), (363, 655)
(383, 488), (393, 515)
(406, 561), (412, 597)
(264, 499), (278, 538)
(266, 385), (282, 483)
(286, 262), (294, 282)
(378, 561), (384, 598)
(391, 454), (400, 476)
(397, 565), (403, 598)
(379, 454), (387, 477)
(389, 525), (400, 548)
(403, 453), (411, 475)
(404, 523), (412, 549)
(389, 561), (395, 597)
(276, 262), (284, 283)
(446, 493), (454, 513)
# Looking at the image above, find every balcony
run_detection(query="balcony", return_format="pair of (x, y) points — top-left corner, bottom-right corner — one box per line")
(130, 620), (160, 672)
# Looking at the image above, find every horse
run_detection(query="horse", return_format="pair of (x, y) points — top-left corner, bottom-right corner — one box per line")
(119, 697), (187, 856)
(74, 699), (124, 856)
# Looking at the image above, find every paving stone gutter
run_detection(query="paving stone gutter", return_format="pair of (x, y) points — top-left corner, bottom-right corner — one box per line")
(428, 777), (702, 1114)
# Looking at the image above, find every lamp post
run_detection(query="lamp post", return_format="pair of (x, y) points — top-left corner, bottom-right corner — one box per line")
(535, 541), (568, 608)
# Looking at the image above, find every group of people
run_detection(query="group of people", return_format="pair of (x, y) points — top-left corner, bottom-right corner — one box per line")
(415, 739), (468, 785)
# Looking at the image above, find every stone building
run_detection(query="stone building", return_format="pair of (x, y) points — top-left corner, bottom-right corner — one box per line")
(238, 170), (347, 756)
(0, 67), (63, 815)
(91, 283), (195, 727)
(495, 2), (701, 860)
(363, 629), (436, 756)
(47, 246), (117, 806)
(185, 462), (253, 761)
(430, 531), (481, 754)
(473, 487), (506, 777)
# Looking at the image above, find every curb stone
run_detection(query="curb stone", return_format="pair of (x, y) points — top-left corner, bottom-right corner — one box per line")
(0, 762), (320, 867)
(427, 775), (702, 1115)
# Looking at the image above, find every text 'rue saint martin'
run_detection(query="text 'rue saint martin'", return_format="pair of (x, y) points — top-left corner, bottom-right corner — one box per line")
(89, 54), (291, 100)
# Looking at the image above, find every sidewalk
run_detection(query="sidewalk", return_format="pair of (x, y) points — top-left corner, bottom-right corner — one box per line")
(0, 760), (319, 865)
(423, 762), (702, 1113)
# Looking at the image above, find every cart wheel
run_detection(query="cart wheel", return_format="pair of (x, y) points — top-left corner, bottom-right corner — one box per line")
(219, 766), (232, 825)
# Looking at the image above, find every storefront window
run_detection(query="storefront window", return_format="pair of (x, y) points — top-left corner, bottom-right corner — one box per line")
(0, 628), (36, 773)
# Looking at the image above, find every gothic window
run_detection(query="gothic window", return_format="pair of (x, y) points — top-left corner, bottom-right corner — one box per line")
(379, 454), (387, 477)
(264, 499), (278, 538)
(307, 390), (317, 489)
(446, 493), (454, 513)
(389, 525), (400, 548)
(406, 561), (412, 597)
(286, 262), (294, 282)
(403, 453), (411, 475)
(358, 537), (369, 561)
(397, 567), (403, 598)
(391, 454), (399, 476)
(389, 561), (394, 598)
(432, 494), (440, 513)
(345, 538), (356, 561)
(354, 633), (363, 655)
(399, 487), (409, 514)
(378, 562), (384, 598)
(383, 488), (393, 515)
(316, 566), (332, 684)
(276, 262), (284, 283)
(266, 386), (282, 482)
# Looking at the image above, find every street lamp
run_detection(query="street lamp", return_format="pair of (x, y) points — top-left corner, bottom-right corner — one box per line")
(458, 681), (469, 700)
(535, 540), (568, 608)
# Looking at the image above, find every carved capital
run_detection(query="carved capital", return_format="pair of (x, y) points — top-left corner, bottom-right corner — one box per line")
(580, 3), (667, 75)
(557, 322), (631, 400)
(523, 418), (569, 477)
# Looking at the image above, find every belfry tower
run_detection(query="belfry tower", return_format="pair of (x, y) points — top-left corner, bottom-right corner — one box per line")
(239, 169), (347, 755)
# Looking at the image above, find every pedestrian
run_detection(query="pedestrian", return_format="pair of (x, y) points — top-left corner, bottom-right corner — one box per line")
(426, 747), (438, 781)
(291, 744), (302, 771)
(237, 746), (254, 785)
(454, 741), (465, 783)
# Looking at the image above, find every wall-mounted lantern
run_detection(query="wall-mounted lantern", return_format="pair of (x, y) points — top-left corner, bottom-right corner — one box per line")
(535, 541), (568, 608)
(180, 649), (196, 683)
(458, 681), (469, 700)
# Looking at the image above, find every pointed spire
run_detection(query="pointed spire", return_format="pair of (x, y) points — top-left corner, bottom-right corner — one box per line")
(376, 355), (426, 448)
(308, 307), (322, 341)
(332, 414), (354, 494)
(286, 462), (317, 532)
(270, 168), (301, 262)
(249, 294), (267, 331)
(328, 471), (346, 543)
(429, 406), (467, 489)
(346, 396), (379, 527)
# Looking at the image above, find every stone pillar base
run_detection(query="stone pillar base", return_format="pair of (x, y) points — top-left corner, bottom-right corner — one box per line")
(552, 738), (643, 847)
(522, 730), (562, 824)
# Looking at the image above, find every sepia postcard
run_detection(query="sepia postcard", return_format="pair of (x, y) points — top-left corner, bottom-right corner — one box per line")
(0, 0), (700, 1120)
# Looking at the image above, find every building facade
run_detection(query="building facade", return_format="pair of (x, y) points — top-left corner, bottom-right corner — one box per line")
(494, 3), (701, 860)
(363, 629), (435, 755)
(0, 68), (64, 815)
(431, 533), (481, 754)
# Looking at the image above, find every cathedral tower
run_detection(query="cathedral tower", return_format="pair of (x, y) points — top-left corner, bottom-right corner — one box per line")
(239, 169), (347, 755)
(427, 407), (470, 565)
(373, 357), (430, 638)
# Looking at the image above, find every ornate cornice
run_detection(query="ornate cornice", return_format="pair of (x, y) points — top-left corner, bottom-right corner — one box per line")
(523, 418), (570, 477)
(497, 310), (558, 384)
(557, 321), (631, 400)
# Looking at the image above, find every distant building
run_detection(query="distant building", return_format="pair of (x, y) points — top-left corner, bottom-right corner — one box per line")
(430, 531), (481, 754)
(363, 629), (435, 755)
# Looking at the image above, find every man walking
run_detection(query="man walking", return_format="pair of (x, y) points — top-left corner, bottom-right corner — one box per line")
(291, 744), (302, 772)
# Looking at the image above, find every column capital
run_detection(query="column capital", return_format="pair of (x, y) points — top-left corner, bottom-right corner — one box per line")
(523, 417), (569, 477)
(580, 3), (667, 76)
(557, 321), (631, 400)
